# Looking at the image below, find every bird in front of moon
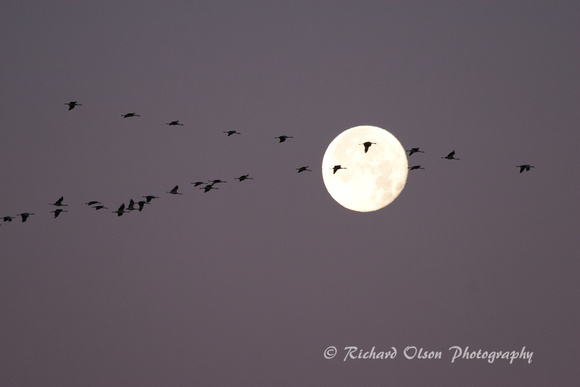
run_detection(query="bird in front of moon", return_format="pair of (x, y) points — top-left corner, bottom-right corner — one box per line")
(361, 141), (376, 153)
(322, 125), (408, 212)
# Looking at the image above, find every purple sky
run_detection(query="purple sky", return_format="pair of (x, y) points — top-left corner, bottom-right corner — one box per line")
(1, 1), (579, 385)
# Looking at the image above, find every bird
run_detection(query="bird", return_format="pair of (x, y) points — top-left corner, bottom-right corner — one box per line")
(201, 185), (219, 193)
(332, 165), (346, 174)
(85, 201), (101, 206)
(223, 130), (241, 136)
(51, 209), (67, 218)
(442, 150), (460, 160)
(126, 199), (137, 211)
(65, 101), (81, 110)
(191, 181), (205, 187)
(3, 216), (14, 222)
(167, 185), (183, 195)
(408, 165), (425, 171)
(208, 179), (227, 184)
(275, 135), (293, 143)
(122, 112), (140, 118)
(112, 204), (128, 217)
(50, 196), (68, 206)
(296, 166), (312, 173)
(137, 201), (147, 212)
(361, 141), (376, 153)
(516, 164), (535, 173)
(17, 213), (35, 222)
(166, 120), (184, 126)
(407, 147), (424, 156)
(235, 174), (253, 182)
(93, 205), (107, 210)
(142, 195), (159, 203)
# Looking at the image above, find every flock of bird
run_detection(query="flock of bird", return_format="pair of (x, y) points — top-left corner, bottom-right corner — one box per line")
(2, 101), (534, 225)
(1, 101), (317, 226)
(329, 143), (535, 175)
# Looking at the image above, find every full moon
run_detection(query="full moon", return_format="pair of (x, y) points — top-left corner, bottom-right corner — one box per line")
(322, 125), (408, 212)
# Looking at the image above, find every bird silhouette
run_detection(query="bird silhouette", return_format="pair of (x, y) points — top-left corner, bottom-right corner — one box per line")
(51, 209), (67, 218)
(51, 196), (68, 206)
(122, 112), (140, 118)
(137, 201), (147, 212)
(407, 147), (424, 156)
(223, 130), (241, 136)
(93, 205), (108, 210)
(112, 204), (128, 217)
(17, 213), (35, 222)
(408, 165), (425, 171)
(201, 185), (219, 193)
(442, 150), (460, 160)
(235, 174), (253, 181)
(516, 164), (535, 173)
(142, 195), (159, 203)
(208, 179), (227, 184)
(127, 199), (137, 211)
(191, 181), (205, 187)
(85, 201), (101, 206)
(167, 185), (183, 195)
(3, 216), (14, 222)
(166, 120), (184, 126)
(332, 165), (346, 174)
(65, 101), (81, 110)
(361, 141), (376, 153)
(296, 166), (312, 173)
(275, 135), (293, 143)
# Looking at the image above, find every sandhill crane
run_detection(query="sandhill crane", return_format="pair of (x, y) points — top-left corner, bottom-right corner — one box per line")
(201, 185), (219, 193)
(517, 164), (535, 173)
(167, 185), (183, 195)
(275, 135), (293, 143)
(17, 213), (35, 222)
(407, 147), (424, 156)
(51, 209), (67, 218)
(142, 195), (159, 203)
(332, 165), (346, 174)
(127, 199), (137, 211)
(296, 166), (312, 173)
(93, 205), (108, 210)
(3, 216), (14, 222)
(442, 150), (460, 160)
(122, 112), (140, 118)
(361, 141), (376, 153)
(191, 181), (205, 187)
(51, 196), (68, 206)
(112, 204), (128, 217)
(137, 201), (147, 212)
(224, 130), (241, 136)
(235, 174), (253, 182)
(85, 201), (101, 206)
(166, 120), (184, 126)
(408, 165), (425, 171)
(65, 101), (82, 110)
(209, 179), (227, 184)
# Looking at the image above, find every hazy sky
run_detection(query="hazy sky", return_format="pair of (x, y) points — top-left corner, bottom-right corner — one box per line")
(1, 1), (579, 385)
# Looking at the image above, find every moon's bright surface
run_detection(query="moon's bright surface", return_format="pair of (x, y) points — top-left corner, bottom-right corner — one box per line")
(322, 125), (408, 212)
